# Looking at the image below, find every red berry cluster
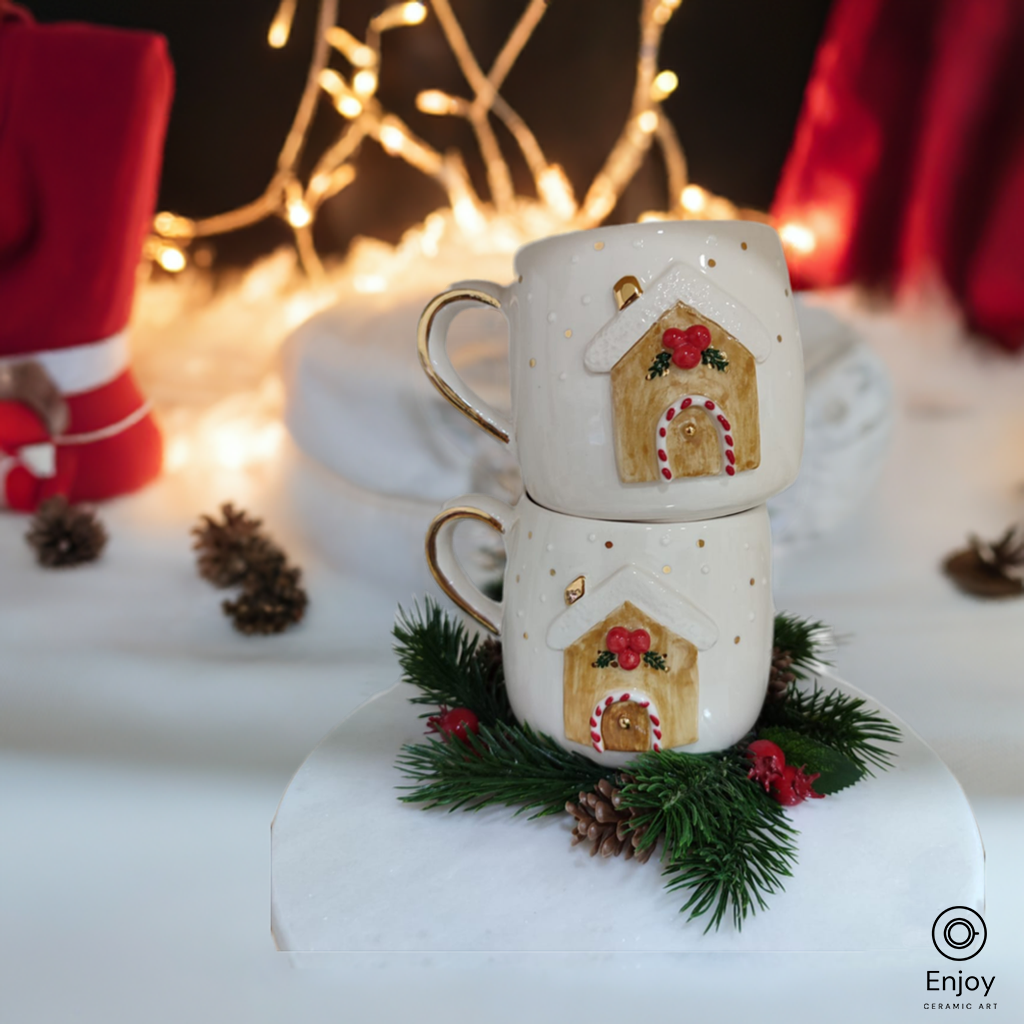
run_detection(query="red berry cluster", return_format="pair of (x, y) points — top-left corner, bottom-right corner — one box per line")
(605, 626), (650, 670)
(662, 323), (712, 370)
(746, 739), (824, 807)
(427, 706), (480, 747)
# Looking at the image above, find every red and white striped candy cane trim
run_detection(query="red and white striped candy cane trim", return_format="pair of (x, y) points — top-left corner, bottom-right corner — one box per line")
(655, 395), (735, 481)
(589, 690), (663, 754)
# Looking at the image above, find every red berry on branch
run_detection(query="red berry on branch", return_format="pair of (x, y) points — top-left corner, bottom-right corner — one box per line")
(662, 327), (687, 349)
(792, 765), (824, 801)
(684, 324), (712, 351)
(628, 628), (651, 653)
(746, 738), (786, 792)
(438, 707), (480, 746)
(606, 626), (631, 653)
(671, 343), (701, 369)
(617, 648), (641, 671)
(770, 765), (802, 806)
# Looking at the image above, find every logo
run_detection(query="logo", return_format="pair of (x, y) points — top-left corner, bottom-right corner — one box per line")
(932, 906), (987, 961)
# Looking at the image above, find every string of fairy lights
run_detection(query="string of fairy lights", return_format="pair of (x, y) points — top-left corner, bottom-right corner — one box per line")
(147, 0), (782, 278)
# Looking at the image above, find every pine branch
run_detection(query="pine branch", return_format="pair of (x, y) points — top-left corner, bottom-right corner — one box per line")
(759, 682), (901, 775)
(773, 611), (833, 680)
(397, 720), (606, 817)
(393, 599), (513, 726)
(642, 650), (669, 671)
(618, 750), (797, 931)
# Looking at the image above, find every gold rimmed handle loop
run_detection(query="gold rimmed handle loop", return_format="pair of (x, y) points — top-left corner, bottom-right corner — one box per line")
(425, 496), (511, 635)
(417, 284), (513, 446)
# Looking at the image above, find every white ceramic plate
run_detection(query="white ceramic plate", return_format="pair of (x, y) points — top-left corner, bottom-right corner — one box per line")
(271, 671), (983, 952)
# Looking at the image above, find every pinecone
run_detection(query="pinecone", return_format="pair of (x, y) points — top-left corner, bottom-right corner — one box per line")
(25, 496), (107, 568)
(766, 646), (796, 704)
(565, 776), (655, 862)
(943, 526), (1024, 598)
(477, 637), (504, 687)
(192, 503), (277, 588)
(223, 564), (308, 636)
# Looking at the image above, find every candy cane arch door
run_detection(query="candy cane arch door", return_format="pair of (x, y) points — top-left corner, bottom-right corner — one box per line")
(656, 395), (736, 480)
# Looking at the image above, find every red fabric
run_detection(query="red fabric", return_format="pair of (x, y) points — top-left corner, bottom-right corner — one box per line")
(0, 5), (173, 509)
(772, 0), (1024, 350)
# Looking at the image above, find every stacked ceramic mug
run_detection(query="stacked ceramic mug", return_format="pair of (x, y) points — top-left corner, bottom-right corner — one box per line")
(419, 223), (803, 765)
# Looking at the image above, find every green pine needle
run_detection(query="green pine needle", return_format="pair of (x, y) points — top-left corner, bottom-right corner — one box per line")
(759, 683), (901, 775)
(618, 750), (797, 931)
(646, 350), (672, 379)
(772, 611), (833, 680)
(396, 720), (606, 818)
(393, 599), (512, 726)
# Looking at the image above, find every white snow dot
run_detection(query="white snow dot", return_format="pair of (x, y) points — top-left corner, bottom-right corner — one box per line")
(632, 239), (644, 249)
(700, 564), (710, 575)
(559, 372), (568, 381)
(581, 294), (592, 305)
(762, 577), (768, 585)
(588, 533), (597, 542)
(545, 543), (554, 552)
(703, 709), (712, 720)
(540, 594), (547, 603)
(748, 611), (755, 622)
(571, 254), (580, 264)
(660, 534), (672, 547)
(743, 542), (750, 550)
(547, 312), (557, 323)
(517, 609), (524, 618)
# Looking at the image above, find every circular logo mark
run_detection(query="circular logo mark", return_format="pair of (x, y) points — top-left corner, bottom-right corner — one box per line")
(932, 906), (987, 960)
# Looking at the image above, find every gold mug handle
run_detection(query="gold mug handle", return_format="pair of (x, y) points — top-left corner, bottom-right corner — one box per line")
(417, 283), (514, 447)
(425, 495), (512, 635)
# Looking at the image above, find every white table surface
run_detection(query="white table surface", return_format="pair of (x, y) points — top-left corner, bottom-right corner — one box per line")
(2, 293), (1023, 1021)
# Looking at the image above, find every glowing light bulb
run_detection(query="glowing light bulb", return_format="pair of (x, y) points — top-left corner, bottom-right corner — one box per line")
(416, 90), (454, 115)
(537, 165), (577, 221)
(267, 0), (296, 48)
(401, 2), (427, 25)
(286, 199), (312, 229)
(352, 69), (378, 98)
(650, 70), (678, 101)
(325, 27), (376, 68)
(156, 244), (186, 273)
(681, 184), (707, 213)
(637, 110), (659, 134)
(353, 274), (387, 293)
(379, 125), (406, 154)
(780, 222), (817, 254)
(318, 68), (345, 99)
(336, 95), (363, 118)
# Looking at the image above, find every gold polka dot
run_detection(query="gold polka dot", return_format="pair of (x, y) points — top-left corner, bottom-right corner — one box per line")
(529, 358), (537, 367)
(516, 574), (520, 583)
(604, 541), (613, 549)
(518, 274), (523, 283)
(697, 539), (705, 548)
(734, 636), (741, 645)
(523, 632), (528, 640)
(785, 288), (790, 297)
(594, 241), (604, 251)
(662, 565), (671, 574)
(749, 578), (755, 586)
(707, 258), (716, 267)
(741, 242), (748, 250)
(528, 531), (532, 539)
(549, 568), (556, 576)
(564, 329), (573, 338)
(776, 334), (782, 343)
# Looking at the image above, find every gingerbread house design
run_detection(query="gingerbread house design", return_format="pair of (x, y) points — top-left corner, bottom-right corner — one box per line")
(584, 262), (773, 484)
(547, 566), (719, 754)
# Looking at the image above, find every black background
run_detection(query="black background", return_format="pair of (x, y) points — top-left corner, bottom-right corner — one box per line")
(26, 0), (833, 265)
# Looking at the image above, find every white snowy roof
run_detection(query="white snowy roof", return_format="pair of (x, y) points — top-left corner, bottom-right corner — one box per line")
(546, 565), (719, 651)
(584, 261), (773, 373)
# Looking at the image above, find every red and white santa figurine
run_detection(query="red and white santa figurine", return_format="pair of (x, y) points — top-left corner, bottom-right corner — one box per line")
(0, 2), (172, 512)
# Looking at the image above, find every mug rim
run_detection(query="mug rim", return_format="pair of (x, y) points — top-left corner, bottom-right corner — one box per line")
(516, 488), (767, 527)
(513, 219), (782, 269)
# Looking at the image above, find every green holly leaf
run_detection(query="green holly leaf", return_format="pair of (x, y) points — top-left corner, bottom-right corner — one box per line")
(757, 726), (865, 795)
(646, 350), (672, 379)
(593, 650), (617, 669)
(642, 650), (669, 671)
(701, 347), (729, 372)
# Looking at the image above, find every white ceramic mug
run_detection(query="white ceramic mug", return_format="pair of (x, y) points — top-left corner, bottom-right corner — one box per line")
(426, 492), (774, 764)
(419, 221), (804, 522)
